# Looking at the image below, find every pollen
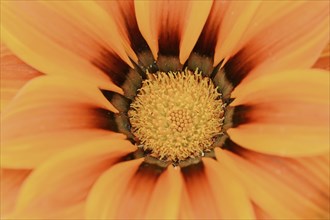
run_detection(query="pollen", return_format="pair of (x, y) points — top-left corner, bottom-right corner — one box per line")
(128, 69), (225, 163)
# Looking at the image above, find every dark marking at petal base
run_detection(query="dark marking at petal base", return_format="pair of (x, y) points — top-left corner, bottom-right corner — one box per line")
(144, 156), (170, 168)
(192, 5), (221, 57)
(100, 90), (132, 113)
(129, 57), (147, 79)
(210, 60), (222, 79)
(211, 65), (234, 101)
(137, 51), (158, 73)
(93, 50), (130, 87)
(119, 148), (146, 162)
(203, 149), (217, 160)
(223, 47), (257, 87)
(231, 105), (254, 127)
(92, 108), (119, 132)
(120, 2), (150, 53)
(193, 29), (219, 57)
(211, 133), (229, 149)
(185, 53), (214, 77)
(181, 161), (205, 178)
(92, 108), (136, 142)
(178, 157), (202, 168)
(222, 105), (234, 131)
(156, 55), (183, 72)
(115, 1), (157, 72)
(158, 27), (180, 56)
(120, 69), (143, 100)
(115, 113), (136, 142)
(120, 151), (138, 162)
(226, 98), (235, 105)
(221, 138), (245, 154)
(94, 50), (143, 99)
(135, 161), (166, 178)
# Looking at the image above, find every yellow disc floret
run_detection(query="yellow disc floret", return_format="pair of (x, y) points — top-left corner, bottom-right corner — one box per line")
(128, 69), (224, 163)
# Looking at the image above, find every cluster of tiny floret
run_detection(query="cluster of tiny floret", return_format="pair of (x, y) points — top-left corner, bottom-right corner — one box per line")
(169, 109), (193, 133)
(128, 69), (224, 163)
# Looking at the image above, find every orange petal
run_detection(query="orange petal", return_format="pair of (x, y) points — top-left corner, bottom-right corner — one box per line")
(253, 203), (271, 220)
(1, 76), (124, 169)
(215, 1), (261, 64)
(179, 163), (220, 219)
(0, 44), (42, 112)
(96, 1), (147, 63)
(135, 0), (211, 62)
(190, 1), (229, 58)
(220, 1), (329, 87)
(85, 158), (146, 219)
(0, 169), (31, 218)
(215, 1), (305, 64)
(216, 149), (330, 219)
(203, 158), (255, 219)
(313, 43), (330, 70)
(1, 1), (131, 89)
(228, 69), (329, 156)
(11, 138), (135, 219)
(86, 161), (183, 219)
(178, 1), (213, 63)
(144, 166), (183, 219)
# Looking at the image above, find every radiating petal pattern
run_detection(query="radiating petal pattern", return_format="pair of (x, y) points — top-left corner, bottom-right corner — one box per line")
(1, 1), (131, 89)
(0, 44), (42, 112)
(10, 138), (135, 219)
(203, 158), (255, 219)
(228, 69), (329, 156)
(0, 1), (329, 219)
(221, 1), (329, 87)
(87, 161), (183, 219)
(215, 1), (304, 63)
(144, 166), (183, 219)
(1, 76), (123, 168)
(217, 149), (330, 219)
(179, 163), (221, 219)
(135, 0), (212, 62)
(179, 160), (255, 219)
(215, 1), (261, 63)
(86, 159), (144, 219)
(96, 1), (147, 63)
(190, 1), (228, 58)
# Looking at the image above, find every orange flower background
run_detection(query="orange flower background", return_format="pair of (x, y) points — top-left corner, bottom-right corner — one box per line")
(1, 1), (329, 220)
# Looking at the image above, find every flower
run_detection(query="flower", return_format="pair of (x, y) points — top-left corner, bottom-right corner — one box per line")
(1, 1), (329, 219)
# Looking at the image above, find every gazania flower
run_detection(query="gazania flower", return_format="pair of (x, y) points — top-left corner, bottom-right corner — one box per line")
(1, 1), (329, 219)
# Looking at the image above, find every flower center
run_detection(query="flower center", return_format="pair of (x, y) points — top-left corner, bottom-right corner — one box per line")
(128, 69), (224, 164)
